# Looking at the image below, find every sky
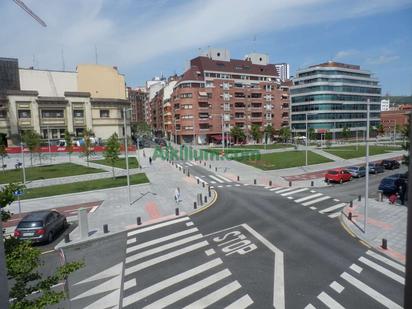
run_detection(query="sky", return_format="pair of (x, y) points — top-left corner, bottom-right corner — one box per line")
(1, 0), (412, 95)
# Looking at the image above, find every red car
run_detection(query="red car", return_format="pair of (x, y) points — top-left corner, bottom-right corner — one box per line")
(325, 168), (352, 184)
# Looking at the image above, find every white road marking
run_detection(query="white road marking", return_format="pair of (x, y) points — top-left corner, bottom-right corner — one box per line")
(124, 278), (136, 291)
(205, 249), (216, 256)
(264, 186), (271, 189)
(182, 281), (241, 309)
(319, 203), (346, 214)
(89, 205), (98, 213)
(242, 223), (285, 309)
(304, 304), (316, 309)
(218, 185), (223, 188)
(211, 181), (216, 184)
(226, 185), (232, 187)
(359, 257), (405, 284)
(309, 206), (317, 210)
(217, 175), (232, 182)
(127, 238), (136, 245)
(341, 272), (402, 309)
(301, 196), (330, 206)
(143, 269), (231, 309)
(333, 198), (340, 202)
(281, 188), (309, 196)
(317, 291), (345, 309)
(275, 187), (296, 194)
(209, 175), (224, 183)
(122, 258), (223, 307)
(287, 196), (294, 200)
(185, 162), (193, 166)
(330, 281), (344, 293)
(124, 241), (208, 275)
(328, 212), (342, 218)
(366, 250), (405, 272)
(127, 228), (199, 254)
(235, 184), (241, 187)
(186, 222), (194, 226)
(127, 217), (189, 237)
(350, 264), (363, 273)
(225, 295), (254, 309)
(244, 183), (249, 186)
(126, 234), (204, 264)
(294, 193), (323, 203)
(270, 187), (284, 191)
(310, 190), (317, 193)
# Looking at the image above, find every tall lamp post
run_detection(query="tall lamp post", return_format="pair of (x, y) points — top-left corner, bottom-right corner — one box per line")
(20, 142), (26, 184)
(305, 113), (308, 166)
(364, 99), (370, 233)
(123, 107), (132, 206)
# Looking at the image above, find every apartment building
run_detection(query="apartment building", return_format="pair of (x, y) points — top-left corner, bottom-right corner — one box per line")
(290, 61), (381, 138)
(169, 48), (290, 144)
(127, 86), (146, 124)
(0, 58), (130, 145)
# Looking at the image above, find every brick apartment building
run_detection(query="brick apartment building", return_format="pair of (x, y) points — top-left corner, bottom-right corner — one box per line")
(127, 87), (146, 125)
(168, 48), (290, 144)
(381, 104), (412, 133)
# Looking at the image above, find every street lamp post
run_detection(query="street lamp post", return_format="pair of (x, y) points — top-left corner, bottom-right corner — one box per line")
(47, 126), (52, 164)
(123, 108), (131, 206)
(221, 114), (225, 151)
(305, 113), (308, 166)
(364, 99), (370, 233)
(192, 118), (195, 147)
(21, 142), (26, 184)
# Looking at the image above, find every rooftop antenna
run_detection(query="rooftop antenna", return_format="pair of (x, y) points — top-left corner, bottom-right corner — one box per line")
(12, 0), (47, 27)
(94, 44), (98, 64)
(61, 48), (65, 71)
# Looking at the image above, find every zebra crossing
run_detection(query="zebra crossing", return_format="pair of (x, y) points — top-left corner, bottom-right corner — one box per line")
(194, 174), (241, 188)
(265, 186), (348, 219)
(122, 216), (254, 308)
(305, 250), (405, 308)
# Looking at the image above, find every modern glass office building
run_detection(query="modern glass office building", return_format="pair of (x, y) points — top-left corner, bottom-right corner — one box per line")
(290, 61), (381, 138)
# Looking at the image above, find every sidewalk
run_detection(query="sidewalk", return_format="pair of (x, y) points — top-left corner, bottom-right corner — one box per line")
(341, 198), (407, 264)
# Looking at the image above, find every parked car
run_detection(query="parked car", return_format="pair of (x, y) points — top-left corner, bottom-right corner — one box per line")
(346, 166), (366, 178)
(368, 162), (385, 174)
(14, 210), (67, 244)
(325, 168), (352, 184)
(382, 159), (400, 170)
(378, 174), (408, 194)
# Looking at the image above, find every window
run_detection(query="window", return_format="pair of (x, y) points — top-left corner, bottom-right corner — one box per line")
(73, 110), (84, 118)
(18, 110), (31, 119)
(75, 128), (84, 137)
(51, 129), (58, 139)
(100, 109), (110, 118)
(180, 93), (193, 99)
(41, 110), (64, 118)
(0, 110), (6, 118)
(183, 104), (192, 109)
(59, 129), (65, 137)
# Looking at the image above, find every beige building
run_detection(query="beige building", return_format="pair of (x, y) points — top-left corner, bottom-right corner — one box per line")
(0, 61), (130, 145)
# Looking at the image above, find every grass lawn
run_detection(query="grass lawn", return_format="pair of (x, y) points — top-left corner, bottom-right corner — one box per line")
(235, 150), (332, 170)
(21, 173), (149, 200)
(0, 163), (104, 184)
(324, 145), (401, 159)
(231, 143), (293, 150)
(92, 157), (139, 169)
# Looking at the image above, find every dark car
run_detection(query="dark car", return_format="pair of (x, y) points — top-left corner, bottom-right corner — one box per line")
(368, 162), (384, 174)
(14, 210), (67, 244)
(382, 159), (400, 170)
(346, 166), (366, 178)
(378, 173), (408, 194)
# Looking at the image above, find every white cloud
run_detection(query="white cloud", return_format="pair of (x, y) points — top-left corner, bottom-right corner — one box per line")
(334, 49), (359, 60)
(366, 54), (400, 65)
(0, 0), (410, 81)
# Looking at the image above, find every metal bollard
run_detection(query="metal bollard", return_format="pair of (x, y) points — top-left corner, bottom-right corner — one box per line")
(348, 212), (352, 221)
(289, 181), (292, 187)
(64, 234), (70, 243)
(237, 176), (240, 181)
(194, 201), (197, 209)
(137, 217), (142, 225)
(215, 167), (217, 172)
(377, 190), (383, 202)
(187, 171), (190, 177)
(311, 181), (314, 187)
(197, 178), (200, 184)
(78, 208), (89, 240)
(183, 168), (185, 174)
(209, 164), (211, 169)
(349, 201), (353, 208)
(175, 208), (179, 216)
(254, 179), (257, 184)
(382, 238), (387, 250)
(208, 189), (211, 197)
(358, 195), (361, 201)
(202, 182), (205, 188)
(204, 196), (207, 203)
(103, 224), (109, 234)
(269, 180), (272, 186)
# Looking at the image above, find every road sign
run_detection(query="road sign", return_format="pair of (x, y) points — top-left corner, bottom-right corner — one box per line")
(13, 190), (23, 196)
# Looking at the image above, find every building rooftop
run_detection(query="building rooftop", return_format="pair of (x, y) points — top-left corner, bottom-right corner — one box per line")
(309, 61), (360, 70)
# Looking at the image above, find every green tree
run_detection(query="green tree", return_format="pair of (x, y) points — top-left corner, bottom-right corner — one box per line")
(0, 184), (83, 309)
(0, 145), (7, 173)
(230, 126), (245, 144)
(250, 125), (262, 143)
(376, 124), (385, 136)
(308, 128), (316, 142)
(402, 118), (410, 166)
(64, 130), (74, 162)
(264, 125), (274, 144)
(81, 129), (95, 167)
(342, 126), (351, 141)
(103, 133), (121, 178)
(132, 121), (151, 137)
(279, 127), (291, 143)
(22, 130), (41, 166)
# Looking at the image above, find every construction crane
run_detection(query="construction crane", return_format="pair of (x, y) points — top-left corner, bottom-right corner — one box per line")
(12, 0), (47, 27)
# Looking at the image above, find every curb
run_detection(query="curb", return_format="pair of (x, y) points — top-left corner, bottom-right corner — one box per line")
(190, 190), (218, 216)
(339, 205), (372, 250)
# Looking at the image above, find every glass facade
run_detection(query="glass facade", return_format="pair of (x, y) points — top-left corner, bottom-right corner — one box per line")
(0, 58), (20, 93)
(290, 63), (381, 133)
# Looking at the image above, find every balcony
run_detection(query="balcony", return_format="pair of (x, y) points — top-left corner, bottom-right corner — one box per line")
(40, 118), (66, 125)
(234, 93), (246, 98)
(282, 103), (289, 108)
(73, 118), (85, 125)
(18, 118), (32, 126)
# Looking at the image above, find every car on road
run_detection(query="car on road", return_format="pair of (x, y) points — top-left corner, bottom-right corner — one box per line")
(382, 159), (400, 170)
(346, 166), (366, 178)
(378, 173), (408, 194)
(368, 162), (385, 174)
(325, 168), (352, 184)
(14, 210), (67, 244)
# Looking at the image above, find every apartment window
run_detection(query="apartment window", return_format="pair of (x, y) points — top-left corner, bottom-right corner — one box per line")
(207, 93), (213, 99)
(183, 104), (192, 109)
(0, 110), (6, 118)
(18, 110), (31, 119)
(51, 129), (58, 139)
(184, 126), (194, 130)
(175, 124), (181, 130)
(223, 82), (230, 90)
(181, 114), (193, 119)
(180, 93), (193, 99)
(100, 109), (110, 118)
(206, 81), (214, 88)
(75, 128), (84, 137)
(42, 110), (64, 118)
(223, 93), (230, 101)
(73, 110), (84, 118)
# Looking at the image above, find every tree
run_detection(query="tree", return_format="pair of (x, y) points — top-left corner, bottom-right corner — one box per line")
(264, 125), (274, 144)
(132, 121), (151, 138)
(103, 133), (121, 178)
(401, 118), (410, 166)
(64, 130), (74, 162)
(230, 126), (245, 144)
(279, 127), (291, 143)
(342, 127), (351, 141)
(250, 124), (262, 143)
(22, 130), (41, 166)
(376, 124), (385, 136)
(0, 184), (83, 309)
(0, 145), (7, 173)
(308, 128), (316, 142)
(81, 129), (95, 167)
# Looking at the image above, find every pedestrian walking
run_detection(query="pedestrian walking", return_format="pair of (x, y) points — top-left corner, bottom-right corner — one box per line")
(175, 187), (181, 203)
(149, 157), (152, 165)
(143, 150), (146, 158)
